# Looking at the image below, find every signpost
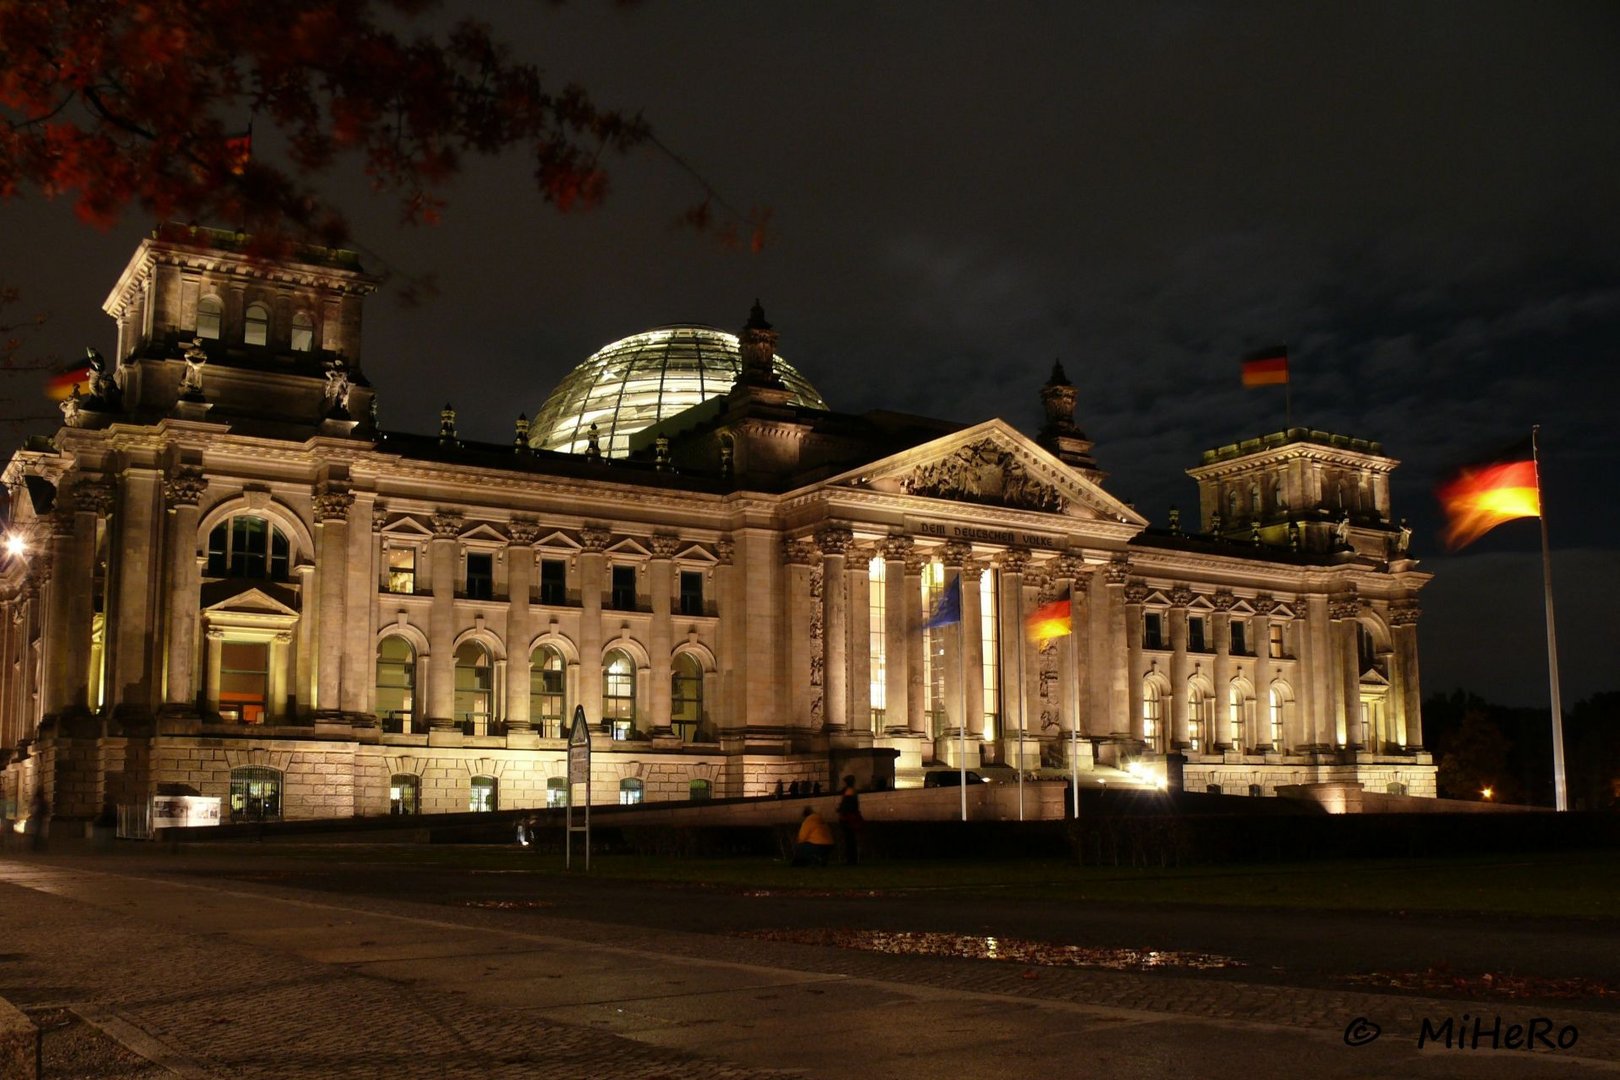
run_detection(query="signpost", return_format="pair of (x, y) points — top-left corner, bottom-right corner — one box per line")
(565, 705), (591, 870)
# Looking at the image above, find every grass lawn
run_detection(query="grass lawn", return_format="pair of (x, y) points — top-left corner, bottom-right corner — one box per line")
(182, 842), (1620, 920)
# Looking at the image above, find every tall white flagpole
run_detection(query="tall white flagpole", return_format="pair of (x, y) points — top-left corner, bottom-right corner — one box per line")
(959, 607), (968, 823)
(1532, 426), (1568, 811)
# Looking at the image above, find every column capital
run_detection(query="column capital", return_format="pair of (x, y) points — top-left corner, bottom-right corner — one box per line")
(1168, 585), (1195, 609)
(579, 525), (612, 552)
(714, 538), (735, 566)
(1123, 580), (1150, 604)
(784, 539), (817, 566)
(313, 486), (354, 523)
(431, 511), (463, 539)
(879, 534), (914, 562)
(650, 532), (681, 559)
(903, 548), (929, 575)
(1053, 552), (1087, 580)
(997, 545), (1031, 574)
(814, 523), (853, 556)
(1211, 588), (1236, 611)
(1330, 597), (1362, 621)
(70, 477), (116, 516)
(507, 518), (539, 546)
(941, 539), (972, 567)
(1388, 598), (1422, 626)
(1102, 554), (1130, 586)
(163, 465), (206, 508)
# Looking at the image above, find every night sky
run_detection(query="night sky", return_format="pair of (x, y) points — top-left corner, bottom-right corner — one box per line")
(4, 2), (1617, 710)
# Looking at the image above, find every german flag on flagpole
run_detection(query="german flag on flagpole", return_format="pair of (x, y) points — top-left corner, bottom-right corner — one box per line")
(1241, 345), (1289, 387)
(1026, 587), (1072, 642)
(1436, 439), (1540, 551)
(45, 362), (92, 401)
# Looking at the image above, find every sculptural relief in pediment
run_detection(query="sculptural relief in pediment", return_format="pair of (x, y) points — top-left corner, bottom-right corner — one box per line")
(899, 438), (1065, 513)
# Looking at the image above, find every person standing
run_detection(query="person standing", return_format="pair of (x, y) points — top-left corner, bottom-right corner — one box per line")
(836, 774), (864, 865)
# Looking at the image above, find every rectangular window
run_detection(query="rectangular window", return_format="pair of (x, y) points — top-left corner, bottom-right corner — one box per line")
(611, 565), (637, 610)
(1268, 623), (1286, 659)
(979, 568), (998, 741)
(869, 557), (886, 719)
(1230, 619), (1247, 656)
(679, 570), (704, 616)
(387, 546), (416, 594)
(465, 552), (494, 600)
(1188, 615), (1207, 653)
(1143, 612), (1164, 650)
(539, 558), (567, 606)
(546, 777), (569, 808)
(921, 561), (946, 735)
(218, 640), (269, 724)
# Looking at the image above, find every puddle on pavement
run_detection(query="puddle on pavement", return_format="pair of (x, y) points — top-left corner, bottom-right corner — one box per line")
(736, 928), (1245, 971)
(1341, 968), (1620, 1000)
(461, 898), (555, 910)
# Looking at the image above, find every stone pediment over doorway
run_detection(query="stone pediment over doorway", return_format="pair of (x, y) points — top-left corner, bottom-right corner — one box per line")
(824, 420), (1147, 526)
(201, 581), (300, 616)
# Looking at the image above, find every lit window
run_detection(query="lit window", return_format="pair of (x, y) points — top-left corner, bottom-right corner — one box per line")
(290, 311), (314, 352)
(1268, 685), (1288, 748)
(921, 561), (947, 735)
(1268, 623), (1286, 659)
(387, 546), (416, 594)
(1187, 681), (1208, 751)
(244, 303), (269, 346)
(1142, 679), (1163, 749)
(679, 570), (704, 616)
(218, 641), (269, 724)
(469, 776), (497, 812)
(454, 641), (493, 735)
(539, 559), (567, 605)
(689, 778), (712, 801)
(547, 776), (569, 808)
(530, 646), (565, 738)
(196, 296), (223, 340)
(230, 766), (280, 820)
(1228, 681), (1247, 747)
(869, 556), (886, 722)
(389, 774), (419, 815)
(604, 649), (635, 738)
(207, 516), (291, 580)
(375, 637), (416, 732)
(619, 777), (644, 805)
(980, 568), (999, 741)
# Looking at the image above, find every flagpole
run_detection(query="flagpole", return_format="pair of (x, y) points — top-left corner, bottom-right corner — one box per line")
(1531, 426), (1568, 811)
(958, 611), (968, 823)
(1016, 581), (1026, 823)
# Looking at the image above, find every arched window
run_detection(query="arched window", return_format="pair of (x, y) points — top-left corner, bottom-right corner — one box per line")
(603, 649), (635, 739)
(1228, 680), (1249, 748)
(546, 776), (569, 808)
(671, 653), (703, 741)
(469, 775), (497, 812)
(1386, 781), (1407, 796)
(389, 774), (419, 815)
(689, 778), (712, 801)
(244, 303), (270, 346)
(1187, 680), (1209, 752)
(290, 311), (315, 352)
(196, 295), (223, 340)
(454, 641), (494, 736)
(530, 645), (566, 738)
(1357, 624), (1384, 675)
(1268, 683), (1291, 749)
(376, 637), (416, 732)
(207, 515), (291, 580)
(618, 777), (644, 805)
(230, 766), (281, 820)
(1142, 677), (1164, 750)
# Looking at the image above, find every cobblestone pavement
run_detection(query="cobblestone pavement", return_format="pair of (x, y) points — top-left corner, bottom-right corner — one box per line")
(1, 850), (1616, 1079)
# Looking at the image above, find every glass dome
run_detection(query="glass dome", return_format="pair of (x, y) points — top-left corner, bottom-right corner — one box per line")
(530, 325), (828, 457)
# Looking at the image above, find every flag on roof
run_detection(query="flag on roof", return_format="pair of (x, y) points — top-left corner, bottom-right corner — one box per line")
(923, 574), (962, 629)
(1436, 439), (1540, 551)
(45, 362), (92, 401)
(1241, 345), (1289, 387)
(1026, 588), (1073, 642)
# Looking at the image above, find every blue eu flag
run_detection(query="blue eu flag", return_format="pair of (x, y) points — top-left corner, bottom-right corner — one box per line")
(923, 574), (963, 629)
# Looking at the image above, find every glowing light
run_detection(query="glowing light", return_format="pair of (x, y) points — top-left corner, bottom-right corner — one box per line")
(3, 534), (26, 558)
(1481, 786), (1494, 800)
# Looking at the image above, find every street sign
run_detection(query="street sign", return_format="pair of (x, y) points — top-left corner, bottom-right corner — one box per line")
(568, 704), (590, 783)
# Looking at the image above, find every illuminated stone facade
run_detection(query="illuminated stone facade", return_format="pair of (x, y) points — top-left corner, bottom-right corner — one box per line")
(0, 228), (1434, 825)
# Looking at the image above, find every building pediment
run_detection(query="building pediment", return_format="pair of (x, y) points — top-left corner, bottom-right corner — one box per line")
(824, 420), (1146, 525)
(201, 581), (300, 616)
(379, 515), (434, 539)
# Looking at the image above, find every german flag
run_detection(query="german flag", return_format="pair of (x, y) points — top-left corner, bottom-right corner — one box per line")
(1241, 345), (1288, 387)
(1026, 588), (1072, 642)
(1437, 440), (1540, 551)
(45, 362), (92, 401)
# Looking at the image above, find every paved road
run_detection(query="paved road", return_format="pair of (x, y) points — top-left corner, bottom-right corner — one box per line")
(1, 845), (1616, 1078)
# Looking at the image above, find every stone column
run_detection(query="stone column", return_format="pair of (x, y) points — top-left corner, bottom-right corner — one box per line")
(1168, 586), (1193, 749)
(504, 520), (538, 730)
(648, 532), (678, 735)
(1252, 595), (1277, 746)
(1390, 600), (1423, 748)
(426, 511), (461, 726)
(997, 547), (1029, 754)
(1332, 594), (1362, 748)
(313, 485), (353, 717)
(341, 492), (377, 717)
(268, 632), (291, 722)
(847, 548), (872, 735)
(203, 628), (224, 715)
(1053, 555), (1089, 740)
(904, 547), (927, 738)
(1211, 590), (1235, 748)
(815, 524), (852, 732)
(713, 539), (736, 730)
(37, 515), (73, 719)
(160, 467), (206, 712)
(577, 526), (609, 726)
(1123, 580), (1148, 741)
(785, 541), (816, 731)
(109, 467), (161, 715)
(880, 536), (912, 735)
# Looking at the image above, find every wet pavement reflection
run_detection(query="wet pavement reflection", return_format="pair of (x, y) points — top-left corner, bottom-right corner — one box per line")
(736, 927), (1247, 971)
